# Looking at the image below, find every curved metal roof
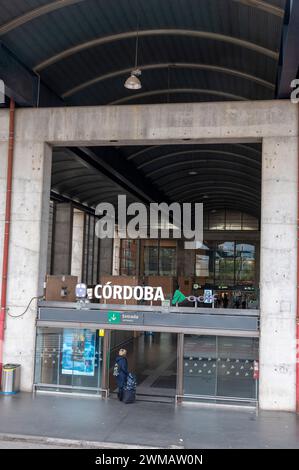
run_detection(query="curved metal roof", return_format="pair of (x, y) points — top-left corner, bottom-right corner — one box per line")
(0, 1), (270, 217)
(53, 143), (261, 217)
(0, 0), (286, 105)
(51, 149), (138, 208)
(122, 142), (261, 216)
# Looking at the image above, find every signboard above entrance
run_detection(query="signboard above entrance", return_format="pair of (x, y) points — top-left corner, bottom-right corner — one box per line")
(95, 283), (165, 302)
(38, 304), (260, 333)
(108, 311), (143, 325)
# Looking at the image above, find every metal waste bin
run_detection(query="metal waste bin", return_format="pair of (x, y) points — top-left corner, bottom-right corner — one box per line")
(1, 364), (21, 395)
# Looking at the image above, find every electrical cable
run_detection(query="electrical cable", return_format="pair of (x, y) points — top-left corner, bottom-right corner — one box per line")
(7, 296), (44, 318)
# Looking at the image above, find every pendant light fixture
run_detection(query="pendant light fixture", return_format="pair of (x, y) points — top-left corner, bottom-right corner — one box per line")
(124, 69), (142, 90)
(124, 3), (142, 90)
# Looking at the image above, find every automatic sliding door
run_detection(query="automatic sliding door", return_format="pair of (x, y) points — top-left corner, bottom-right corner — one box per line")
(183, 335), (217, 398)
(216, 336), (258, 400)
(181, 334), (259, 403)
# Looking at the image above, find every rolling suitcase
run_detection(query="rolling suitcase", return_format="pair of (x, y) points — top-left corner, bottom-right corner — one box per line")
(122, 388), (136, 404)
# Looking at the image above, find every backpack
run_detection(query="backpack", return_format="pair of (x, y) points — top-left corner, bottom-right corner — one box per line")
(124, 373), (137, 391)
(113, 362), (119, 377)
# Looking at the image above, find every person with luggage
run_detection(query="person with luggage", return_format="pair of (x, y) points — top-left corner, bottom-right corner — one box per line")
(123, 372), (137, 404)
(114, 349), (129, 402)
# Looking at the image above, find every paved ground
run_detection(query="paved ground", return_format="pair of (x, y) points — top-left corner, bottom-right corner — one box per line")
(0, 440), (73, 449)
(0, 393), (298, 449)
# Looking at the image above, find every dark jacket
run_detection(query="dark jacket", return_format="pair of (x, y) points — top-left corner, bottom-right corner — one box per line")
(116, 356), (128, 388)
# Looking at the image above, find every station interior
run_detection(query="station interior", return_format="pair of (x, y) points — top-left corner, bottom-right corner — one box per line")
(36, 140), (261, 403)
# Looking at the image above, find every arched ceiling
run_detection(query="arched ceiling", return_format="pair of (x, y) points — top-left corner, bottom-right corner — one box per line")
(52, 143), (261, 218)
(0, 1), (274, 218)
(120, 143), (261, 216)
(0, 0), (286, 106)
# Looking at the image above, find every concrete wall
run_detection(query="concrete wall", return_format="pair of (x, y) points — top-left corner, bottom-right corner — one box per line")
(259, 137), (298, 411)
(4, 101), (297, 145)
(0, 100), (297, 408)
(0, 136), (52, 391)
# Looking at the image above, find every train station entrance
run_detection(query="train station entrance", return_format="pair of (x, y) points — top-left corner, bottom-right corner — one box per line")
(1, 99), (296, 412)
(34, 302), (259, 406)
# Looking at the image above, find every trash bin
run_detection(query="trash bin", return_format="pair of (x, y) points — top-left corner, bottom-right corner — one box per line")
(1, 364), (21, 395)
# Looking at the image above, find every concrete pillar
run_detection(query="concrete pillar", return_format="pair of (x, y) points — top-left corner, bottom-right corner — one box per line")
(52, 203), (73, 275)
(100, 238), (113, 277)
(71, 209), (84, 282)
(259, 136), (298, 411)
(1, 138), (52, 391)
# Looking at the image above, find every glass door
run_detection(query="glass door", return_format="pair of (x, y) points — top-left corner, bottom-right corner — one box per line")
(35, 327), (103, 394)
(180, 334), (259, 404)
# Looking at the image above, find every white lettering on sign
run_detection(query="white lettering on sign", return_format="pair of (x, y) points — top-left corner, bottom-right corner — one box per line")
(94, 284), (165, 302)
(186, 295), (218, 303)
(122, 314), (140, 320)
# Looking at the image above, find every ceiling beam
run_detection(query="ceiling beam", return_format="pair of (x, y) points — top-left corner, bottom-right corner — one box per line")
(178, 187), (260, 202)
(66, 147), (169, 205)
(109, 88), (248, 105)
(34, 28), (278, 72)
(148, 160), (260, 180)
(127, 143), (261, 161)
(0, 0), (283, 39)
(162, 178), (260, 194)
(231, 0), (284, 17)
(137, 149), (261, 170)
(62, 62), (274, 98)
(51, 190), (97, 216)
(0, 0), (84, 36)
(0, 42), (63, 106)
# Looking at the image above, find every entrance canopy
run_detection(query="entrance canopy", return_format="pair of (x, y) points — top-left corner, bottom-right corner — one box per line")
(1, 0), (296, 218)
(0, 0), (288, 107)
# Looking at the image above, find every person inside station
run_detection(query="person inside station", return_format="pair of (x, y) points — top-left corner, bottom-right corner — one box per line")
(115, 349), (129, 402)
(222, 293), (229, 308)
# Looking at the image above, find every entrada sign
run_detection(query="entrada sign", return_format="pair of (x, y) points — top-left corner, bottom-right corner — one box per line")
(107, 311), (143, 325)
(108, 311), (121, 324)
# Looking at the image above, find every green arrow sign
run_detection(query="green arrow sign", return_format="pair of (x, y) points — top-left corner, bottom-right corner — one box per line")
(108, 311), (121, 324)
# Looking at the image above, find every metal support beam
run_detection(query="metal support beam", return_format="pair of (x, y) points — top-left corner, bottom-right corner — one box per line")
(0, 42), (63, 106)
(67, 147), (169, 205)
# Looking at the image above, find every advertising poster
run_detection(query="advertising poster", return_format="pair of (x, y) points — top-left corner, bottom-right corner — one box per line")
(204, 289), (213, 304)
(62, 329), (96, 376)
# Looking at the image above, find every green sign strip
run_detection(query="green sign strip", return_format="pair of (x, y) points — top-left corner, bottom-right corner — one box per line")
(108, 311), (121, 324)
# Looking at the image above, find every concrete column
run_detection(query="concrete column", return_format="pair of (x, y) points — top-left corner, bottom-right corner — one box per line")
(1, 138), (52, 392)
(259, 136), (298, 411)
(52, 203), (73, 275)
(71, 209), (84, 282)
(100, 238), (113, 277)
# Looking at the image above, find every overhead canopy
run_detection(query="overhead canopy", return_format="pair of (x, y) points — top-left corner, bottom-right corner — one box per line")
(1, 1), (280, 218)
(0, 0), (286, 106)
